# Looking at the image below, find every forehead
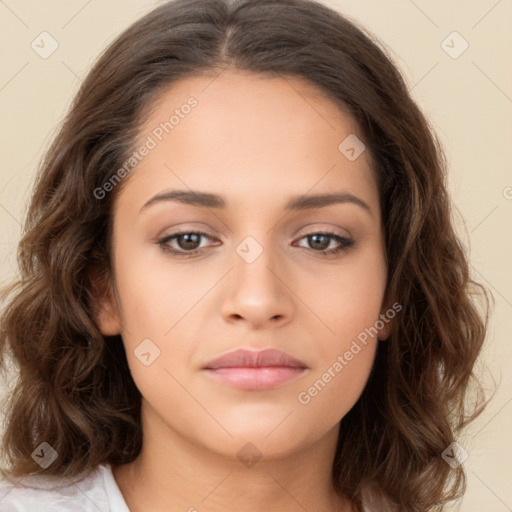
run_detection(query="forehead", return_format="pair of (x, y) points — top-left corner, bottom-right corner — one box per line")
(118, 69), (379, 216)
(139, 69), (361, 154)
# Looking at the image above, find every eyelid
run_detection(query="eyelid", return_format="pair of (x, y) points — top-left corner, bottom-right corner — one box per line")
(156, 223), (351, 240)
(296, 225), (352, 239)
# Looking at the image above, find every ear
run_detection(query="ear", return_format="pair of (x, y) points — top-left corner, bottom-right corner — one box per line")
(377, 315), (392, 341)
(89, 267), (122, 336)
(377, 300), (396, 341)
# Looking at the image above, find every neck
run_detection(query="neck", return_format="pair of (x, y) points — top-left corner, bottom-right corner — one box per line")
(112, 399), (350, 512)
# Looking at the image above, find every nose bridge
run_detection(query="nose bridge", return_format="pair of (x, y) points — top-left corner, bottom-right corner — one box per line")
(220, 227), (293, 326)
(229, 205), (280, 272)
(233, 230), (281, 292)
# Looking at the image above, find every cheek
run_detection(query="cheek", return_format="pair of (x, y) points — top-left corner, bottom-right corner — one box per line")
(291, 246), (385, 417)
(113, 237), (211, 337)
(112, 246), (218, 396)
(295, 244), (387, 350)
(297, 361), (375, 451)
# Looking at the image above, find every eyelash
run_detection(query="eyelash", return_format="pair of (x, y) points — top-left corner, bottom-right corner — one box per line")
(156, 229), (354, 258)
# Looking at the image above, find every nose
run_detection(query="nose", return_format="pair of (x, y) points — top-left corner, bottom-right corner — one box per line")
(220, 239), (294, 329)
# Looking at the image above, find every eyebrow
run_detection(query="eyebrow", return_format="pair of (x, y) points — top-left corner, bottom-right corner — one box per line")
(140, 189), (373, 216)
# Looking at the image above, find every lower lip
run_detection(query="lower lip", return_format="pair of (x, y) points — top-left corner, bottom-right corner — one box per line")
(203, 366), (306, 390)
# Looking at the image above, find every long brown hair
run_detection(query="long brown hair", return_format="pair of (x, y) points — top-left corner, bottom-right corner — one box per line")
(0, 0), (491, 510)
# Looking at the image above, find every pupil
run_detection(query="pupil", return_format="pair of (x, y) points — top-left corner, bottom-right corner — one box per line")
(180, 233), (199, 250)
(310, 234), (329, 250)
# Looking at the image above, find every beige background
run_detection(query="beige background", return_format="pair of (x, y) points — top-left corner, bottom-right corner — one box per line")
(0, 1), (511, 510)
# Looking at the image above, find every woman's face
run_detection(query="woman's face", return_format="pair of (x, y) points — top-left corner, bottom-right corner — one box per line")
(97, 69), (390, 460)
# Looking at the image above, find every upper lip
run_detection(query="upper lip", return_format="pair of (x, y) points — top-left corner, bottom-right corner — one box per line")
(203, 348), (308, 370)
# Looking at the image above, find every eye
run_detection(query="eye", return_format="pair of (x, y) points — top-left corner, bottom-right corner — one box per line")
(156, 230), (218, 257)
(294, 232), (354, 257)
(155, 230), (354, 258)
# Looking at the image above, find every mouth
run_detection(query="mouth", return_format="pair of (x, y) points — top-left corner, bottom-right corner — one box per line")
(202, 348), (308, 391)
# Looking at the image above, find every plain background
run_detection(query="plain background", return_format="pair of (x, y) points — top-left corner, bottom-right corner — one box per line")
(0, 1), (510, 510)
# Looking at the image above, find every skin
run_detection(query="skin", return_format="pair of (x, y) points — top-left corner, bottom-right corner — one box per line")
(95, 68), (391, 512)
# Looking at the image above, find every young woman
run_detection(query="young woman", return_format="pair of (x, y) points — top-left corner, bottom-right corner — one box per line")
(0, 0), (490, 511)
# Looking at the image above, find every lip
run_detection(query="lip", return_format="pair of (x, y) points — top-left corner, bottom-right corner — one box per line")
(202, 348), (308, 391)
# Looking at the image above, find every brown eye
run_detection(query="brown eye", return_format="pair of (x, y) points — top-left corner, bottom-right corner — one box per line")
(157, 231), (217, 257)
(307, 234), (330, 251)
(156, 230), (353, 259)
(175, 233), (202, 251)
(295, 232), (354, 257)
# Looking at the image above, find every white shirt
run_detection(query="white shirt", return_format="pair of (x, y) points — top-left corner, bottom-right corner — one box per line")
(0, 463), (129, 512)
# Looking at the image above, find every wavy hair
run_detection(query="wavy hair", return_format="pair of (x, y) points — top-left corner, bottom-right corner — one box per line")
(0, 0), (491, 510)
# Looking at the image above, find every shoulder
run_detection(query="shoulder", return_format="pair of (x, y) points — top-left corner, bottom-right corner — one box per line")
(0, 463), (127, 512)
